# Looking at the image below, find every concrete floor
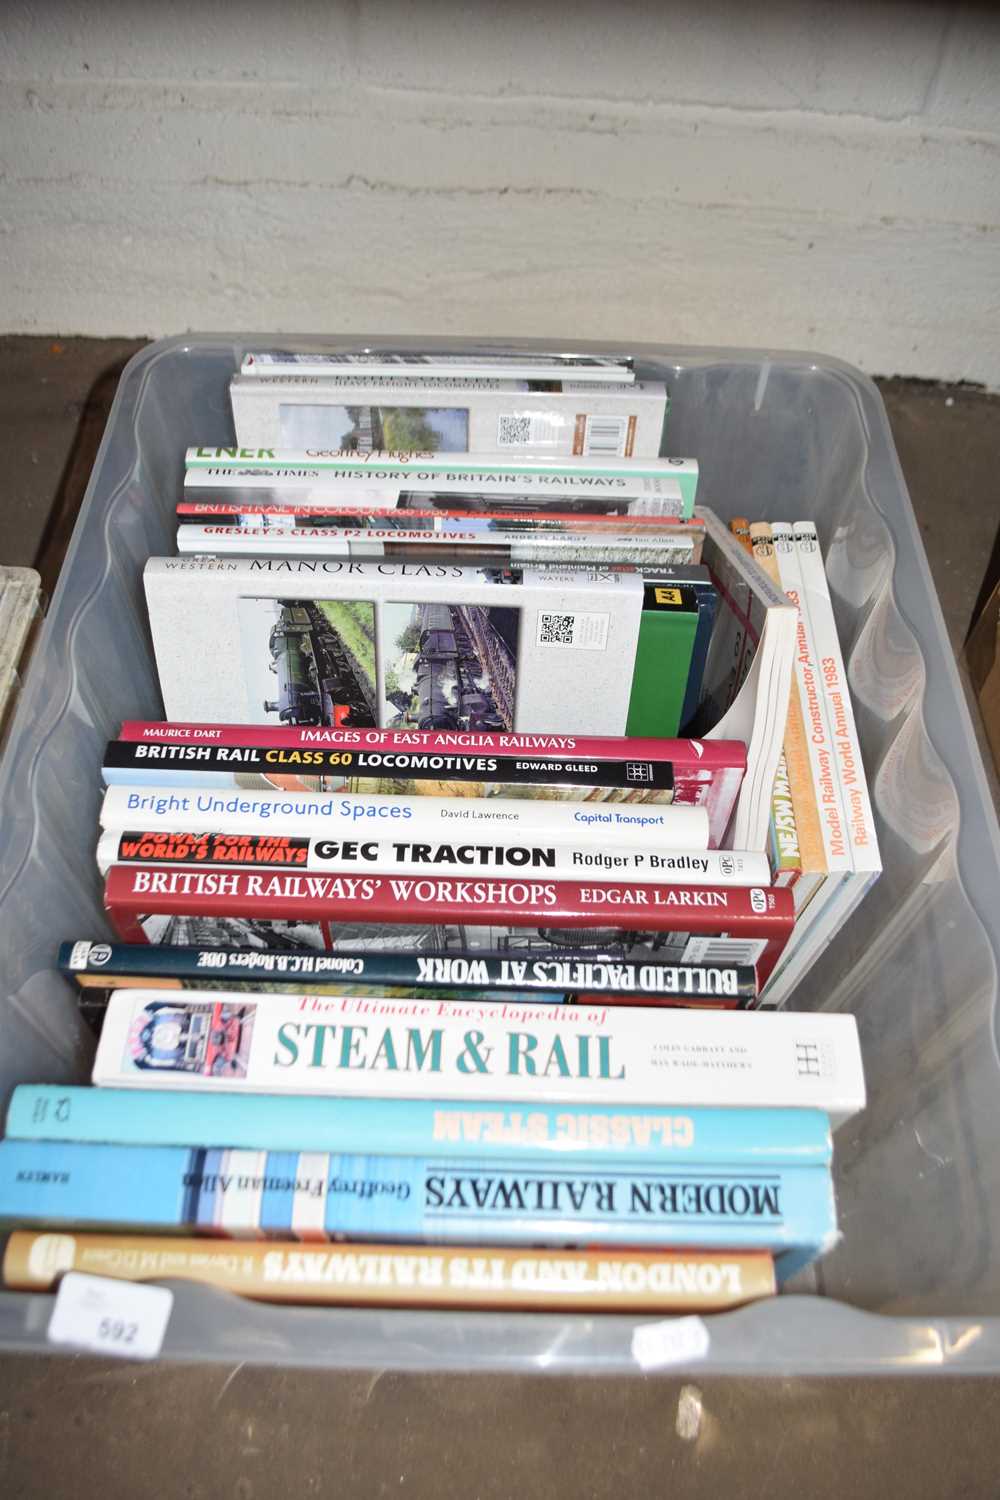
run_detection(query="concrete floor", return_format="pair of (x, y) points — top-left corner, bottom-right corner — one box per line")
(1, 337), (1000, 1497)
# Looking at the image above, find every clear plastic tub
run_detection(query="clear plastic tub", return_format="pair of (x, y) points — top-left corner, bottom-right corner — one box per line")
(1, 336), (998, 1374)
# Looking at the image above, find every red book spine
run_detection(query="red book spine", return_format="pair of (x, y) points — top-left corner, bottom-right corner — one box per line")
(103, 868), (793, 982)
(116, 721), (746, 772)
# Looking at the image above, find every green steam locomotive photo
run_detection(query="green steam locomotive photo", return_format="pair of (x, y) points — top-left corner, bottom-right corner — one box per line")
(259, 599), (378, 728)
(240, 592), (519, 732)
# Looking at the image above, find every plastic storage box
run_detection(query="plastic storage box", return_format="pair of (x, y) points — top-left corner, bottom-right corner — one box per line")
(1, 336), (999, 1374)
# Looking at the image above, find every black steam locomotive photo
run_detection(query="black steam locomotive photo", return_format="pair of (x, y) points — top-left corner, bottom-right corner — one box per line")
(383, 600), (517, 732)
(262, 599), (377, 728)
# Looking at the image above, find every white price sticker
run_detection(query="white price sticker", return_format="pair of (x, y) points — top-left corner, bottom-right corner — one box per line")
(631, 1316), (710, 1371)
(47, 1273), (173, 1361)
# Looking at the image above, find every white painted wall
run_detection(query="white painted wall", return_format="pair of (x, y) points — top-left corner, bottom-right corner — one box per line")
(2, 1), (999, 383)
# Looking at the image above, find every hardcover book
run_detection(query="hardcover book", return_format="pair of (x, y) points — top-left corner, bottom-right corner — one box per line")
(96, 830), (770, 889)
(101, 867), (794, 980)
(175, 523), (701, 569)
(626, 583), (701, 738)
(90, 988), (865, 1124)
(3, 1232), (776, 1313)
(0, 1140), (837, 1273)
(183, 447), (696, 507)
(110, 723), (746, 848)
(228, 376), (669, 458)
(143, 558), (644, 737)
(59, 940), (760, 1008)
(8, 1084), (831, 1165)
(99, 783), (712, 849)
(240, 351), (638, 384)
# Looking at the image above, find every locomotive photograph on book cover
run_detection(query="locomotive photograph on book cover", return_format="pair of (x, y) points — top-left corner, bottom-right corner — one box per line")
(139, 914), (327, 951)
(241, 597), (378, 729)
(124, 911), (775, 972)
(381, 598), (518, 733)
(123, 996), (257, 1080)
(125, 996), (257, 1079)
(280, 403), (469, 452)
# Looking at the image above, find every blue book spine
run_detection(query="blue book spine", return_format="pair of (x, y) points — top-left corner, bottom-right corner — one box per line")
(680, 584), (719, 733)
(7, 1087), (831, 1167)
(0, 1141), (835, 1277)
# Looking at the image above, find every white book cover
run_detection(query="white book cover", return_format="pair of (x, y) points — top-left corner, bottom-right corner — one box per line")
(241, 352), (636, 384)
(92, 988), (866, 1124)
(793, 522), (881, 877)
(181, 453), (698, 523)
(98, 784), (711, 848)
(229, 376), (668, 458)
(695, 510), (797, 853)
(175, 525), (698, 566)
(184, 447), (695, 488)
(143, 557), (643, 737)
(96, 829), (756, 882)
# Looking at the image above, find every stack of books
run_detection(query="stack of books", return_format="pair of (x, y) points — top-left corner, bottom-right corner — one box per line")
(0, 348), (879, 1316)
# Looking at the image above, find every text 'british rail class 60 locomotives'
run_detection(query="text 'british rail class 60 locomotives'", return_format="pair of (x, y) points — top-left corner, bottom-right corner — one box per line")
(264, 602), (375, 728)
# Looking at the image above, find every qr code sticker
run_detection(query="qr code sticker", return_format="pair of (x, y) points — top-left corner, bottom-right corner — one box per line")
(535, 611), (610, 651)
(497, 414), (533, 446)
(539, 613), (575, 645)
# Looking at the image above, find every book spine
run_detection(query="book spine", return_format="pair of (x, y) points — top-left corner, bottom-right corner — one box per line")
(177, 499), (699, 529)
(2, 1231), (775, 1311)
(103, 739), (681, 793)
(99, 785), (712, 849)
(769, 751), (800, 885)
(7, 1086), (831, 1164)
(90, 986), (863, 1118)
(115, 721), (745, 771)
(0, 1142), (837, 1260)
(96, 830), (771, 887)
(58, 941), (759, 1003)
(240, 352), (636, 385)
(728, 517), (754, 557)
(234, 374), (528, 392)
(175, 526), (692, 559)
(183, 446), (687, 484)
(752, 525), (827, 876)
(103, 864), (793, 938)
(771, 524), (851, 873)
(793, 523), (880, 874)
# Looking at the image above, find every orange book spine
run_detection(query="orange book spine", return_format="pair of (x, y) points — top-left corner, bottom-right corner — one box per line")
(4, 1232), (775, 1313)
(729, 516), (754, 556)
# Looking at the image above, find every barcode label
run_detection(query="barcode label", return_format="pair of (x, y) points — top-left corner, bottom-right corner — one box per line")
(536, 610), (610, 651)
(583, 415), (628, 456)
(680, 936), (769, 965)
